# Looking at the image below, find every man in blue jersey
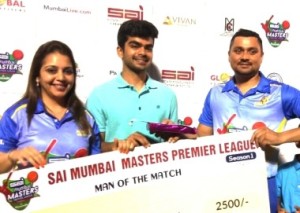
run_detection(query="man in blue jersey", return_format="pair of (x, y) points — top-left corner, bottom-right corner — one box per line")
(86, 20), (178, 154)
(197, 28), (300, 213)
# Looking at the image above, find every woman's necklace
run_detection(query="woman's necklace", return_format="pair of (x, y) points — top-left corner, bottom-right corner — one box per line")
(44, 104), (68, 120)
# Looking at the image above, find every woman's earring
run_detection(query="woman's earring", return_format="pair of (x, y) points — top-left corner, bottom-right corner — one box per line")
(36, 81), (39, 87)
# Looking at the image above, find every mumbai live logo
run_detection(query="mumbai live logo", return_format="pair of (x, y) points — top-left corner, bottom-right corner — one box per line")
(261, 15), (290, 48)
(161, 66), (195, 88)
(0, 170), (39, 211)
(0, 50), (24, 82)
(107, 5), (143, 26)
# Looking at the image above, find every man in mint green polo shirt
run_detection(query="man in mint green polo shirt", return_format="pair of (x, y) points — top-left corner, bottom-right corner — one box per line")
(86, 20), (178, 154)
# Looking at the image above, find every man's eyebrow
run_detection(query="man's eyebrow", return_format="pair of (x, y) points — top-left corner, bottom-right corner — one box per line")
(128, 41), (141, 45)
(233, 46), (258, 50)
(128, 41), (153, 48)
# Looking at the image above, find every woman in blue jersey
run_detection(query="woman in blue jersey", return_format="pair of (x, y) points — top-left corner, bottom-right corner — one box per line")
(0, 40), (101, 174)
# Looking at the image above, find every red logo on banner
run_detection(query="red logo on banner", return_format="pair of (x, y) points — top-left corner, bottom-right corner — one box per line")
(162, 66), (195, 81)
(108, 5), (143, 20)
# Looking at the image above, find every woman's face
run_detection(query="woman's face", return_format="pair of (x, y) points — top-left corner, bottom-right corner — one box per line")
(37, 51), (75, 103)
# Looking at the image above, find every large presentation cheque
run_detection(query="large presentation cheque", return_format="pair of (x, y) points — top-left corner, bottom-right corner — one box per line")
(0, 131), (270, 213)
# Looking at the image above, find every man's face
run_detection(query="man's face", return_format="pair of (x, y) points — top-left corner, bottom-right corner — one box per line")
(228, 36), (263, 76)
(117, 36), (154, 73)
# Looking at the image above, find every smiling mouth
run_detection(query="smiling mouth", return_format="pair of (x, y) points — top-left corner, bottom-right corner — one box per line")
(53, 84), (68, 91)
(135, 59), (148, 66)
(238, 63), (251, 67)
(134, 55), (148, 61)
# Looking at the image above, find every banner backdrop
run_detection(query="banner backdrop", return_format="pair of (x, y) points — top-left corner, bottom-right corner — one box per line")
(0, 131), (269, 213)
(0, 0), (299, 158)
(0, 0), (299, 186)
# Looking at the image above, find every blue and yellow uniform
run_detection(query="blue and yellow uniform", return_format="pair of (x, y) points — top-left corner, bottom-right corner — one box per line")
(0, 99), (100, 163)
(199, 71), (300, 213)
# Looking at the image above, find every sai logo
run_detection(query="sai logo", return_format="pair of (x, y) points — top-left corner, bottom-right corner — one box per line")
(107, 5), (144, 26)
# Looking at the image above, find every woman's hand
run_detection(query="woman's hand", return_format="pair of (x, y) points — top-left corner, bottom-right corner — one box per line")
(8, 147), (46, 169)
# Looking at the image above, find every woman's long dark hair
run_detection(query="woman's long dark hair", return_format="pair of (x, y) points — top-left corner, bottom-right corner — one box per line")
(23, 40), (91, 135)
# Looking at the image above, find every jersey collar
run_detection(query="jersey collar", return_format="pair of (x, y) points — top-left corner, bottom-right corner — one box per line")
(223, 71), (271, 94)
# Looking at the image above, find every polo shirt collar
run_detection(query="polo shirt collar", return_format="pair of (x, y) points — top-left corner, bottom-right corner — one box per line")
(35, 98), (46, 114)
(116, 73), (158, 90)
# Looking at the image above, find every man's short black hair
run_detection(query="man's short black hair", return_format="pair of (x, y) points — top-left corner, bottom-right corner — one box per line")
(117, 20), (158, 49)
(229, 28), (263, 53)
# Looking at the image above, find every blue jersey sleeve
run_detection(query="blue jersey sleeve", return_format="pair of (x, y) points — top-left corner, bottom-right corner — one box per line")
(281, 84), (300, 119)
(0, 109), (19, 152)
(89, 121), (101, 155)
(198, 89), (213, 127)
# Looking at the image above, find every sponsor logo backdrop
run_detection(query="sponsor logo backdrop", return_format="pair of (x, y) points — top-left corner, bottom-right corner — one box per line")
(0, 0), (299, 159)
